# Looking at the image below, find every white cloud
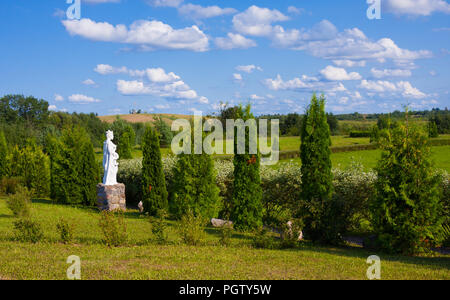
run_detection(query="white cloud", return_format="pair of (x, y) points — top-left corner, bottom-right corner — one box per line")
(250, 94), (265, 100)
(233, 73), (243, 81)
(112, 65), (204, 101)
(371, 68), (412, 78)
(82, 79), (96, 85)
(178, 4), (237, 19)
(358, 80), (427, 98)
(384, 0), (450, 16)
(198, 96), (209, 104)
(287, 6), (302, 15)
(358, 80), (398, 92)
(69, 94), (102, 103)
(397, 81), (427, 98)
(94, 64), (128, 75)
(83, 0), (120, 3)
(54, 94), (64, 101)
(233, 5), (289, 37)
(235, 65), (263, 73)
(264, 20), (432, 65)
(62, 18), (209, 52)
(49, 105), (68, 112)
(320, 66), (362, 81)
(264, 74), (317, 91)
(215, 33), (257, 50)
(149, 0), (183, 7)
(116, 80), (151, 95)
(142, 68), (180, 83)
(333, 60), (366, 67)
(327, 83), (347, 93)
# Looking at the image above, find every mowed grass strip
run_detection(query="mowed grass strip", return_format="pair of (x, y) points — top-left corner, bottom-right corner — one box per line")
(0, 198), (448, 280)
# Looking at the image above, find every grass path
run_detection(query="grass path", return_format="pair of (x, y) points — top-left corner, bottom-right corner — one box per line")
(0, 199), (449, 280)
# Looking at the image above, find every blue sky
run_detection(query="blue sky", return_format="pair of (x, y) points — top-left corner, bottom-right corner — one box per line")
(0, 0), (449, 116)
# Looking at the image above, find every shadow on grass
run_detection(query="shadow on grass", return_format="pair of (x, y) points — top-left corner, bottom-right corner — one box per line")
(298, 242), (450, 271)
(204, 227), (254, 242)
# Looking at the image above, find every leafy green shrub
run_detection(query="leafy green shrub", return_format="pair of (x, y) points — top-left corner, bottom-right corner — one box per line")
(428, 121), (439, 138)
(252, 228), (277, 249)
(150, 209), (169, 245)
(56, 217), (75, 244)
(231, 104), (263, 231)
(219, 222), (234, 247)
(349, 131), (371, 138)
(13, 218), (43, 243)
(6, 185), (32, 218)
(0, 130), (8, 179)
(142, 126), (168, 216)
(177, 211), (206, 246)
(299, 94), (335, 244)
(99, 210), (127, 247)
(371, 122), (443, 254)
(0, 177), (24, 195)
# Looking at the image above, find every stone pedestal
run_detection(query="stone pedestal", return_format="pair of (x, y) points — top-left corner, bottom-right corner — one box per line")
(97, 183), (126, 211)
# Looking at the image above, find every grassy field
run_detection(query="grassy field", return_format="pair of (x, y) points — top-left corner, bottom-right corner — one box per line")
(0, 198), (448, 280)
(273, 145), (450, 172)
(95, 135), (450, 172)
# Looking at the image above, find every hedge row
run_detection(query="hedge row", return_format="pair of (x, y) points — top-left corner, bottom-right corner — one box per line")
(118, 158), (450, 228)
(349, 131), (372, 138)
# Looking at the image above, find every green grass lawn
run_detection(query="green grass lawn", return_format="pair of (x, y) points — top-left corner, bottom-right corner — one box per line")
(273, 146), (450, 172)
(94, 135), (450, 161)
(0, 198), (449, 280)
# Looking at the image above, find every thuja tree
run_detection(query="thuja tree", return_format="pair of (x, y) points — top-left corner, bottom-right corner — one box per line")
(109, 119), (135, 159)
(299, 94), (336, 244)
(50, 127), (99, 206)
(119, 131), (133, 160)
(371, 120), (443, 254)
(170, 120), (220, 220)
(153, 116), (174, 148)
(231, 104), (263, 231)
(141, 126), (168, 215)
(9, 140), (51, 198)
(0, 130), (8, 179)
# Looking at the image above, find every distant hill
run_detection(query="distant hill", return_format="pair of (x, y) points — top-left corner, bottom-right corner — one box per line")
(98, 113), (192, 124)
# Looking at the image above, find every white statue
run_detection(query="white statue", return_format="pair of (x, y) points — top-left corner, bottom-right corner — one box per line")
(103, 130), (119, 185)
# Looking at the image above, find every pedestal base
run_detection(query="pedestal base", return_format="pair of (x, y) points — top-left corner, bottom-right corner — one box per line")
(97, 183), (126, 211)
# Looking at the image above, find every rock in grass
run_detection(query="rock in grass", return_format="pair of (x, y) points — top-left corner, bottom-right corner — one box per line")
(211, 218), (233, 228)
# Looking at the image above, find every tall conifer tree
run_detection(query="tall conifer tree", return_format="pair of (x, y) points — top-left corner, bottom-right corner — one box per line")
(231, 104), (263, 230)
(299, 94), (334, 243)
(141, 126), (168, 215)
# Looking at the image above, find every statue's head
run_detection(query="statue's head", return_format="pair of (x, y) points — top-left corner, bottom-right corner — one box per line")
(106, 130), (114, 141)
